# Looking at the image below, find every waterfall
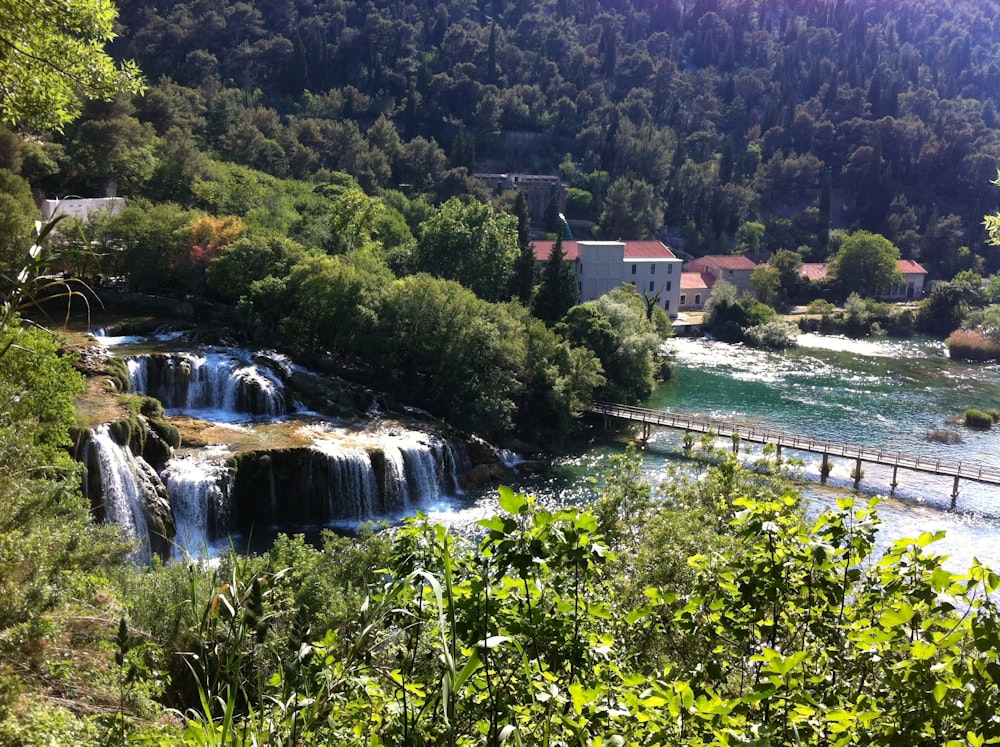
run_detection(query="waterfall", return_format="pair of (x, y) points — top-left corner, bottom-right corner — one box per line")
(87, 425), (168, 564)
(234, 429), (463, 530)
(306, 442), (379, 522)
(382, 431), (453, 509)
(126, 351), (287, 418)
(162, 457), (234, 558)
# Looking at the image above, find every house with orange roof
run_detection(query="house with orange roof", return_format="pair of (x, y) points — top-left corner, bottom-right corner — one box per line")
(799, 259), (927, 300)
(532, 240), (683, 315)
(682, 255), (758, 294)
(679, 271), (713, 311)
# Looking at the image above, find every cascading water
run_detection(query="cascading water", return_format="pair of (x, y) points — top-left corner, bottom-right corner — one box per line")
(88, 331), (508, 556)
(161, 457), (234, 558)
(86, 425), (172, 564)
(126, 350), (287, 418)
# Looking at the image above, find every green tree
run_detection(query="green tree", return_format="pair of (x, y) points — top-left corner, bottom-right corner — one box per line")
(412, 197), (519, 302)
(371, 274), (522, 435)
(0, 0), (144, 130)
(508, 190), (536, 304)
(558, 287), (666, 402)
(89, 199), (200, 292)
(532, 233), (578, 325)
(0, 168), (35, 274)
(750, 264), (781, 307)
(279, 250), (391, 357)
(206, 235), (306, 302)
(735, 220), (765, 255)
(830, 230), (903, 299)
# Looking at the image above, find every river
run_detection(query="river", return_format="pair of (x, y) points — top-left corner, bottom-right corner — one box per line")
(468, 333), (1000, 575)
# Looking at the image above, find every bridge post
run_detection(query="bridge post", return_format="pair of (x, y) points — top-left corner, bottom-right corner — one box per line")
(951, 476), (960, 509)
(775, 444), (782, 466)
(890, 465), (898, 494)
(820, 453), (830, 484)
(641, 423), (651, 443)
(852, 458), (863, 490)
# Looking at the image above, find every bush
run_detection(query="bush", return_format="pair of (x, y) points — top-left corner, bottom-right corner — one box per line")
(964, 409), (993, 429)
(947, 329), (1000, 361)
(927, 429), (963, 444)
(743, 320), (799, 349)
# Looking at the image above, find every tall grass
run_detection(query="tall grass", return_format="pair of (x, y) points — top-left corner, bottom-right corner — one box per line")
(946, 329), (1000, 361)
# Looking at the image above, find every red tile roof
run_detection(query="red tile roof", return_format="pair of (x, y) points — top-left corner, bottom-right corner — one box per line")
(800, 263), (829, 281)
(800, 259), (927, 282)
(898, 259), (927, 275)
(680, 271), (712, 290)
(684, 255), (757, 273)
(531, 240), (678, 262)
(532, 240), (579, 262)
(623, 241), (678, 259)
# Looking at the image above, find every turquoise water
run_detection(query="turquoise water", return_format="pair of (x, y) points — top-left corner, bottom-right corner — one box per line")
(454, 334), (1000, 574)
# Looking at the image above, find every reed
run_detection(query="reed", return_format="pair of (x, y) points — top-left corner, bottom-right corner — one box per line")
(946, 329), (1000, 361)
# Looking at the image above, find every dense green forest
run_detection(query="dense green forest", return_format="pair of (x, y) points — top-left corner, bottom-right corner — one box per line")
(27, 0), (1000, 276)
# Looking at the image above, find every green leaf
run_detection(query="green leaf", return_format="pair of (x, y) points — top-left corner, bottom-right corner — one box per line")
(498, 485), (529, 515)
(879, 603), (914, 628)
(911, 639), (937, 660)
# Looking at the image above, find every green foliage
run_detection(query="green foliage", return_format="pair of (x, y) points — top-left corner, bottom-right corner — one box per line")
(206, 236), (306, 303)
(0, 169), (35, 275)
(412, 197), (520, 303)
(532, 233), (578, 326)
(0, 324), (124, 690)
(120, 450), (1000, 747)
(830, 231), (903, 299)
(964, 409), (994, 429)
(557, 287), (667, 403)
(88, 199), (202, 293)
(744, 320), (799, 349)
(703, 280), (778, 343)
(0, 0), (144, 130)
(917, 282), (970, 337)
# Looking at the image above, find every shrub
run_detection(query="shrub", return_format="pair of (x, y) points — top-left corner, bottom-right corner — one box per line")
(946, 329), (1000, 361)
(744, 320), (799, 349)
(927, 429), (963, 444)
(964, 409), (993, 429)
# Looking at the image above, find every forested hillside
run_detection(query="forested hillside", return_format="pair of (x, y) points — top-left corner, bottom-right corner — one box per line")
(58, 0), (996, 275)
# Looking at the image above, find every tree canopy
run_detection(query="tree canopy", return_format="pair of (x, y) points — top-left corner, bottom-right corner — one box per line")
(0, 0), (144, 131)
(830, 230), (903, 299)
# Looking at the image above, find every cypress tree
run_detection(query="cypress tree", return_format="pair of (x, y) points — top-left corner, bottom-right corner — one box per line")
(533, 233), (579, 325)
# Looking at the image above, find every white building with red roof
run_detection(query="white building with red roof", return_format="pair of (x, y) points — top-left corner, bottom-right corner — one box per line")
(532, 240), (684, 315)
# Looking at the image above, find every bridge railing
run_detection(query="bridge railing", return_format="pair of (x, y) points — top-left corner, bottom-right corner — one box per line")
(589, 402), (1000, 485)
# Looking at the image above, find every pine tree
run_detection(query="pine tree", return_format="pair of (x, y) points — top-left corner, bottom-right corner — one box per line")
(509, 191), (536, 304)
(533, 233), (579, 325)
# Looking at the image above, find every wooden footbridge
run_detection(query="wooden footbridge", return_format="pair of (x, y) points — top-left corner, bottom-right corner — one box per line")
(589, 402), (1000, 506)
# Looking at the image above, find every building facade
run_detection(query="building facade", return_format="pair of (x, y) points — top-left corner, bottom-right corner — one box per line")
(532, 240), (684, 316)
(682, 255), (757, 294)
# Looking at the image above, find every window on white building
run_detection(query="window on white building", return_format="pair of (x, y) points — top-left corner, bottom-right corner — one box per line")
(666, 281), (671, 291)
(695, 294), (701, 305)
(650, 264), (655, 274)
(680, 294), (687, 305)
(649, 281), (654, 292)
(665, 299), (670, 310)
(631, 264), (637, 275)
(668, 264), (673, 274)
